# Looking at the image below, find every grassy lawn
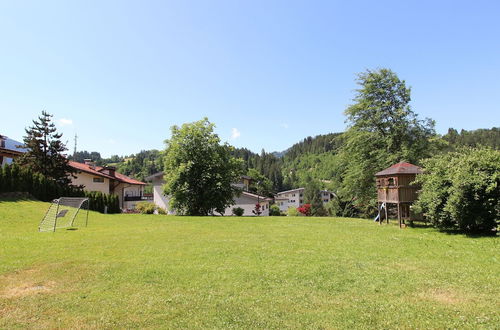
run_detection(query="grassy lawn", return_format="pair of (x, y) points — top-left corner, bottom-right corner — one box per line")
(1, 199), (498, 328)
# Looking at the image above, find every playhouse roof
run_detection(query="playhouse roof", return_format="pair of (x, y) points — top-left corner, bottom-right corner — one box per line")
(375, 162), (422, 176)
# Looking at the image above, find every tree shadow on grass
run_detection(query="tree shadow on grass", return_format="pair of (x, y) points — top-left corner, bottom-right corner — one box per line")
(438, 228), (498, 238)
(0, 193), (38, 202)
(407, 221), (498, 238)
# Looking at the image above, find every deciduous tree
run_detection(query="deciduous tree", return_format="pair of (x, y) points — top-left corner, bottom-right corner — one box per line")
(414, 147), (499, 233)
(163, 118), (243, 215)
(337, 69), (435, 216)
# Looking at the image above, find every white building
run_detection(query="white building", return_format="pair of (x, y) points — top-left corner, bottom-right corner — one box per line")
(69, 160), (145, 210)
(146, 172), (272, 216)
(0, 135), (24, 166)
(145, 172), (175, 214)
(275, 187), (335, 212)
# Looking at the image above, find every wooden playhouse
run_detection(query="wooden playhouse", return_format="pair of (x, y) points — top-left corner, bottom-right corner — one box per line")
(375, 162), (422, 227)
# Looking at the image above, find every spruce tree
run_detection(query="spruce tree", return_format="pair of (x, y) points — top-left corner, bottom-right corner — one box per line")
(18, 111), (75, 185)
(303, 178), (327, 216)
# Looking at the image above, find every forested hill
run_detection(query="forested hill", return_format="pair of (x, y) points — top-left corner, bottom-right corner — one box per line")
(282, 133), (343, 161)
(443, 127), (500, 150)
(229, 132), (344, 192)
(71, 127), (499, 192)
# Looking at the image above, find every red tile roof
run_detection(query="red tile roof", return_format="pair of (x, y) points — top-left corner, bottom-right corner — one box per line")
(375, 162), (423, 176)
(68, 161), (145, 185)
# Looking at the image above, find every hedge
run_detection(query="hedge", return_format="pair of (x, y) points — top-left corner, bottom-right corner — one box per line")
(0, 163), (120, 213)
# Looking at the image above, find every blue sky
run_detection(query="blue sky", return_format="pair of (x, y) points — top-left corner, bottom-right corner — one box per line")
(1, 0), (499, 157)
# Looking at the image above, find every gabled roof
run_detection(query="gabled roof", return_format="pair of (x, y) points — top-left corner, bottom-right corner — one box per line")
(145, 171), (164, 181)
(375, 162), (422, 176)
(241, 191), (273, 202)
(68, 161), (145, 185)
(276, 187), (305, 195)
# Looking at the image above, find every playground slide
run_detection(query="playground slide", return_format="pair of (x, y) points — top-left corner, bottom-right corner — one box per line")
(374, 202), (386, 222)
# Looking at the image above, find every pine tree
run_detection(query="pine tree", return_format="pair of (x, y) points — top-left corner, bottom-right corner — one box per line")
(18, 111), (75, 185)
(303, 178), (327, 216)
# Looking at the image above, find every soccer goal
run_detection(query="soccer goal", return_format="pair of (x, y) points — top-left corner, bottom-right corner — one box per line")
(39, 197), (90, 232)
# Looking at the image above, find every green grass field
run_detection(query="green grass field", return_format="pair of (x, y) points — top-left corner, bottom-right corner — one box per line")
(1, 199), (498, 328)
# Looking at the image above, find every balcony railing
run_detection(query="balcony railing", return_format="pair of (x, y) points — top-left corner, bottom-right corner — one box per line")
(124, 194), (153, 201)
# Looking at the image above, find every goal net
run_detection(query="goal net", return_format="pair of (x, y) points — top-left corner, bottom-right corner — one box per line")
(39, 197), (90, 232)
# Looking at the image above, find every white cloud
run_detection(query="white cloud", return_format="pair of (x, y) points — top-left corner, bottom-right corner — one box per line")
(280, 123), (289, 129)
(58, 118), (73, 126)
(230, 128), (241, 140)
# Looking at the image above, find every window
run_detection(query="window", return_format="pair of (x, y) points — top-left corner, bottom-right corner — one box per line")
(299, 193), (303, 197)
(93, 177), (104, 183)
(323, 199), (329, 203)
(300, 199), (303, 204)
(292, 193), (296, 197)
(388, 177), (395, 186)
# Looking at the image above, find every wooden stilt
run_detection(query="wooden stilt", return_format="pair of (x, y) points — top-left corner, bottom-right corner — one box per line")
(397, 203), (401, 228)
(385, 203), (388, 224)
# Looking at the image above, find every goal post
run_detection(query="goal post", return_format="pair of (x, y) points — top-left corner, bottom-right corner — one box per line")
(39, 197), (89, 232)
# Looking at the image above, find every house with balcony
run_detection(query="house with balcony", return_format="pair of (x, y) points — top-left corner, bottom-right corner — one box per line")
(275, 187), (335, 212)
(145, 172), (272, 216)
(68, 159), (146, 210)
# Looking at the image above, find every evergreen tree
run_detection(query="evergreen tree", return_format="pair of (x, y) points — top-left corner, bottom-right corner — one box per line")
(18, 111), (75, 185)
(303, 178), (327, 216)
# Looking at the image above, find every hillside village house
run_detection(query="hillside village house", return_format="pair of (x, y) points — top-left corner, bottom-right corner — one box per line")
(146, 172), (272, 216)
(0, 135), (24, 166)
(69, 160), (145, 210)
(275, 187), (335, 212)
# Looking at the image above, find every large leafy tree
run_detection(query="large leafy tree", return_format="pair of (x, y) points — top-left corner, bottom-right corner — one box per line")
(414, 147), (499, 233)
(163, 118), (243, 215)
(337, 68), (436, 216)
(18, 111), (75, 185)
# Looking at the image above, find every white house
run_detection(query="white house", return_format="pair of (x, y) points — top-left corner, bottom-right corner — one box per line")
(225, 190), (272, 216)
(145, 171), (174, 214)
(68, 160), (145, 210)
(275, 187), (335, 212)
(145, 172), (272, 216)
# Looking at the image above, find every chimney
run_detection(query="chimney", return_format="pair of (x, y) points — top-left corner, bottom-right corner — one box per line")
(84, 159), (95, 169)
(102, 166), (116, 177)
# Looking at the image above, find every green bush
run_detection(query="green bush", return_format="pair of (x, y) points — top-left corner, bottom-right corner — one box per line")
(269, 204), (282, 216)
(157, 207), (168, 215)
(232, 207), (244, 216)
(287, 206), (300, 217)
(136, 202), (156, 214)
(414, 147), (500, 233)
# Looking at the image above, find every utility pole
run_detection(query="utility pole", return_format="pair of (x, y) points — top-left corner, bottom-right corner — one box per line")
(73, 134), (78, 157)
